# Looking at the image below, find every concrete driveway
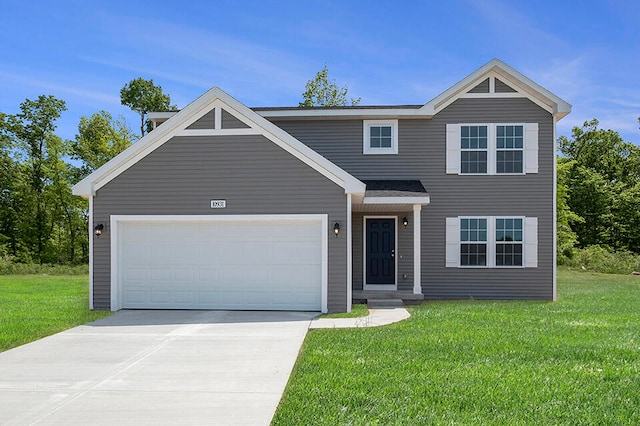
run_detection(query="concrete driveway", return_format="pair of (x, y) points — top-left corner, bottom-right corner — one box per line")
(0, 310), (316, 425)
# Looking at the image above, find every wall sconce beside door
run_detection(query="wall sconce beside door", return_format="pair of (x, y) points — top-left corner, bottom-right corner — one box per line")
(402, 217), (409, 228)
(333, 222), (340, 237)
(94, 224), (104, 237)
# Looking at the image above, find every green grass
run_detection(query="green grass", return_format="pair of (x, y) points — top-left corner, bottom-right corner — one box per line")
(320, 303), (369, 318)
(273, 268), (640, 425)
(0, 275), (111, 352)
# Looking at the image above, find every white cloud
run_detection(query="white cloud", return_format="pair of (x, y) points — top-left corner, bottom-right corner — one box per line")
(0, 70), (120, 106)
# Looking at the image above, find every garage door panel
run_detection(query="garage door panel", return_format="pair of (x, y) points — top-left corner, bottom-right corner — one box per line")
(119, 219), (323, 311)
(151, 268), (171, 281)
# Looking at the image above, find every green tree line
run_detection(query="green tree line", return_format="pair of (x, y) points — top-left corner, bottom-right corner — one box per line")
(0, 68), (638, 269)
(0, 79), (172, 264)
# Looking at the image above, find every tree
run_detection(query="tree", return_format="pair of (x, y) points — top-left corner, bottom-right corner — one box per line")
(558, 119), (640, 253)
(299, 65), (361, 107)
(556, 158), (583, 258)
(120, 78), (174, 137)
(72, 111), (135, 176)
(0, 95), (67, 262)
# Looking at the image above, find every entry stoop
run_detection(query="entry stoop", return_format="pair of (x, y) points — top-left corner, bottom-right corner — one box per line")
(367, 298), (404, 308)
(353, 290), (424, 306)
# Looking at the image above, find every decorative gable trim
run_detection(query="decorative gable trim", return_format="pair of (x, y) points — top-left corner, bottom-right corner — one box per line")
(420, 59), (571, 120)
(72, 88), (366, 197)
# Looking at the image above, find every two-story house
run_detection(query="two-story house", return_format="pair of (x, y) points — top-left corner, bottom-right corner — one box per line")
(73, 59), (571, 313)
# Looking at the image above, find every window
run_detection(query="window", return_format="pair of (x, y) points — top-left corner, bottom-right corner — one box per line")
(460, 218), (487, 266)
(363, 120), (398, 154)
(461, 125), (488, 174)
(495, 218), (523, 266)
(446, 216), (537, 268)
(496, 125), (523, 173)
(446, 123), (538, 174)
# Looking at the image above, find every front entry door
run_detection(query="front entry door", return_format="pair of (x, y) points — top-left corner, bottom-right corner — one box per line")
(366, 218), (396, 285)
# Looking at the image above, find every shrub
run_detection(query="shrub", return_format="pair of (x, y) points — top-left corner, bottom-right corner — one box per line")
(0, 256), (88, 275)
(561, 245), (640, 275)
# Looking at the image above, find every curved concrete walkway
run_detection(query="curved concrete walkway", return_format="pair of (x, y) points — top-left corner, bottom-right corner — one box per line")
(309, 307), (410, 329)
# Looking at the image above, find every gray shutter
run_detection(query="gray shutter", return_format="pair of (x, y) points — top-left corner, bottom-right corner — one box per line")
(446, 124), (461, 174)
(445, 217), (459, 267)
(525, 123), (538, 174)
(524, 217), (538, 267)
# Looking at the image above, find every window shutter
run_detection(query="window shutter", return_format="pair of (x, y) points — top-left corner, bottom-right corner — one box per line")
(445, 217), (459, 267)
(524, 217), (538, 267)
(525, 123), (538, 174)
(446, 124), (460, 174)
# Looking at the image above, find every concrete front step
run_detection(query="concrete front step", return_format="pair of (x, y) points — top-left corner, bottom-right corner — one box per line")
(367, 298), (404, 308)
(353, 290), (424, 302)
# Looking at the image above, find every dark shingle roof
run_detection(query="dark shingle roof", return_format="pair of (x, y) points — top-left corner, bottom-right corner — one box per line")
(362, 180), (428, 197)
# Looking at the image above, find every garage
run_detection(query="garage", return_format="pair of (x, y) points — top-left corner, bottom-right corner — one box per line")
(110, 215), (327, 312)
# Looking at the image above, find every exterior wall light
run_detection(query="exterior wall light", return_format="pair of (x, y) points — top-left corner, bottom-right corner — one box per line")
(333, 222), (340, 237)
(402, 217), (409, 228)
(94, 224), (104, 237)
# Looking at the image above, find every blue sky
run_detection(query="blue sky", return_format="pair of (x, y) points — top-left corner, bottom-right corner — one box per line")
(1, 0), (638, 144)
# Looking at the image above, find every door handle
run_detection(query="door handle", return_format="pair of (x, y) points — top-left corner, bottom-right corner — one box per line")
(391, 249), (395, 258)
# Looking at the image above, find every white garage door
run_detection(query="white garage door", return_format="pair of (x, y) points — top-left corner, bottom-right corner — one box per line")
(115, 217), (325, 311)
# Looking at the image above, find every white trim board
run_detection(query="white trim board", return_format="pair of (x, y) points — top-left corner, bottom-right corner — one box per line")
(109, 214), (329, 313)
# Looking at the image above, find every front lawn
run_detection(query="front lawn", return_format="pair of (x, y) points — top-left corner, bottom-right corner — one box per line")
(273, 268), (640, 425)
(0, 275), (111, 352)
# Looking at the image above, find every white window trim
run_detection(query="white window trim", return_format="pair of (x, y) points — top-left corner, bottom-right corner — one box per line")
(363, 120), (398, 155)
(448, 123), (535, 175)
(459, 124), (490, 175)
(452, 216), (532, 269)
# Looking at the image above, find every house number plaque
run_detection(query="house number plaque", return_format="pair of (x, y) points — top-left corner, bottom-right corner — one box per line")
(210, 200), (226, 208)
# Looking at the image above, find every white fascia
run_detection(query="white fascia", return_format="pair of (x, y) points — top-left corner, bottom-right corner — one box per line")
(363, 195), (431, 205)
(420, 59), (572, 120)
(73, 87), (366, 198)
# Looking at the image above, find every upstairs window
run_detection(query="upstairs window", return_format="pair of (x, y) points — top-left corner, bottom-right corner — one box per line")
(460, 125), (488, 174)
(496, 125), (523, 174)
(446, 123), (538, 174)
(363, 120), (398, 154)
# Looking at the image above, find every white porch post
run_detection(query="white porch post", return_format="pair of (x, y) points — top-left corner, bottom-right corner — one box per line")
(413, 204), (422, 295)
(346, 193), (352, 313)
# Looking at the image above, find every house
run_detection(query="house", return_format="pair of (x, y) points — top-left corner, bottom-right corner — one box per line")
(72, 59), (571, 313)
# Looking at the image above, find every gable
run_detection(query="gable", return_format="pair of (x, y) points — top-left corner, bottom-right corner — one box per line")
(73, 88), (365, 197)
(421, 59), (571, 120)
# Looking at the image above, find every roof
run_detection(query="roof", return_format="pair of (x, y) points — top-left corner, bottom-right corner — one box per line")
(73, 87), (366, 197)
(149, 59), (571, 122)
(359, 179), (431, 207)
(362, 180), (428, 198)
(255, 59), (571, 120)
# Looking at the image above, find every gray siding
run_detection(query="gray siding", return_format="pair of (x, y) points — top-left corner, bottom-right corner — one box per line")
(495, 78), (517, 93)
(221, 109), (249, 129)
(94, 134), (347, 312)
(468, 78), (489, 93)
(352, 213), (414, 291)
(274, 97), (554, 300)
(186, 110), (215, 129)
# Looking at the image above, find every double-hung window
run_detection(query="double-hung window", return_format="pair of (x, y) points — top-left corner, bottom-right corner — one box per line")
(446, 216), (537, 268)
(460, 126), (488, 174)
(496, 125), (523, 173)
(460, 218), (487, 266)
(446, 123), (537, 174)
(495, 218), (523, 266)
(363, 120), (398, 154)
